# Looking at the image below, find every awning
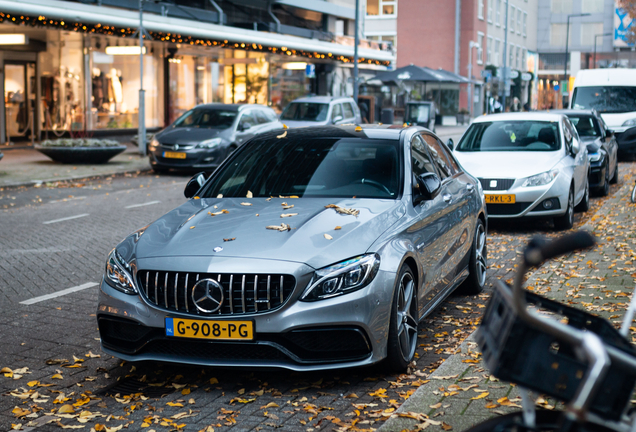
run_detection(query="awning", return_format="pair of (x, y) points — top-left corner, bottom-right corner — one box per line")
(372, 64), (471, 83)
(0, 0), (394, 64)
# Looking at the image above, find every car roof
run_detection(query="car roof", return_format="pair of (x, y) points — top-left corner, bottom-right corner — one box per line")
(548, 109), (596, 116)
(193, 103), (271, 111)
(290, 96), (355, 104)
(472, 112), (566, 123)
(257, 124), (422, 141)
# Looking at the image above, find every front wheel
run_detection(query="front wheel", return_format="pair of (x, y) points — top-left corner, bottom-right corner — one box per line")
(554, 188), (574, 230)
(631, 182), (636, 204)
(386, 264), (418, 372)
(610, 162), (618, 184)
(575, 179), (590, 212)
(458, 218), (487, 295)
(597, 163), (610, 197)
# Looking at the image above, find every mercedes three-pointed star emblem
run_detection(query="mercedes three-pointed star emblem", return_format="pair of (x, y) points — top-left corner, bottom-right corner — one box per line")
(191, 278), (224, 313)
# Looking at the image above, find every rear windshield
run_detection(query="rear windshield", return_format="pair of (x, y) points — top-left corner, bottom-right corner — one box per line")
(571, 86), (636, 114)
(173, 109), (237, 129)
(280, 103), (329, 122)
(456, 121), (561, 152)
(201, 136), (401, 199)
(567, 115), (600, 137)
(405, 105), (431, 124)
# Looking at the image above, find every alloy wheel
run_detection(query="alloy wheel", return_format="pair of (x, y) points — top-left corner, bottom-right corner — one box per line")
(396, 272), (418, 362)
(474, 223), (487, 287)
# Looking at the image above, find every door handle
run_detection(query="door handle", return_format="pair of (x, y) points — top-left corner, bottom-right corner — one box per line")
(443, 194), (452, 203)
(467, 184), (475, 192)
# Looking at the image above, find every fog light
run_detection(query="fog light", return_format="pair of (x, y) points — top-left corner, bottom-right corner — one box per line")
(543, 200), (553, 209)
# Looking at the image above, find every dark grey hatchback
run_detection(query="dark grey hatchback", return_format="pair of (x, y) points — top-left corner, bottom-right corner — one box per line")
(149, 104), (282, 173)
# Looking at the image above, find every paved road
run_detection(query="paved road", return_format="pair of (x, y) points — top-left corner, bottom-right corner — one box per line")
(0, 158), (623, 432)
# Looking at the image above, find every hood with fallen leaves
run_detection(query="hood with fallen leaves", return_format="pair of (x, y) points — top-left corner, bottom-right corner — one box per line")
(130, 197), (405, 269)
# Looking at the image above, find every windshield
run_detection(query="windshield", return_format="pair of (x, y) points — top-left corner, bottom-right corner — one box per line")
(173, 109), (237, 129)
(280, 103), (330, 122)
(201, 136), (401, 199)
(457, 121), (561, 152)
(571, 86), (636, 114)
(405, 105), (431, 124)
(567, 115), (599, 137)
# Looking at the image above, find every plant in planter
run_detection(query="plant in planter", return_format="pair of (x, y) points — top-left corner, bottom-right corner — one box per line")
(36, 138), (128, 164)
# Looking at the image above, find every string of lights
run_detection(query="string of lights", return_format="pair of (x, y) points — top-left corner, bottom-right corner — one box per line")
(0, 12), (390, 66)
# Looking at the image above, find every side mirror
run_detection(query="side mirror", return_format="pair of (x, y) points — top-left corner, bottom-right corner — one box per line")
(184, 172), (208, 199)
(239, 122), (252, 131)
(332, 115), (343, 124)
(447, 138), (454, 151)
(571, 139), (580, 155)
(413, 172), (441, 205)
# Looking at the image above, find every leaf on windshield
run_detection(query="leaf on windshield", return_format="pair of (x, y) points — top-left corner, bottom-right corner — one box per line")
(324, 234), (333, 240)
(189, 226), (195, 230)
(246, 190), (253, 198)
(281, 202), (294, 210)
(266, 223), (291, 232)
(279, 195), (299, 199)
(266, 197), (272, 201)
(217, 194), (223, 198)
(277, 131), (287, 139)
(280, 213), (298, 218)
(334, 226), (342, 230)
(208, 209), (229, 216)
(325, 204), (360, 217)
(223, 238), (236, 242)
(240, 202), (252, 206)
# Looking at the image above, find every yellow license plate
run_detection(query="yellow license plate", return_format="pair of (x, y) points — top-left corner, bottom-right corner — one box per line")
(485, 194), (516, 204)
(163, 151), (187, 159)
(165, 317), (253, 340)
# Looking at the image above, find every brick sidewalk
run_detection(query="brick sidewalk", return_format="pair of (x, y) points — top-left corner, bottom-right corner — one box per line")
(380, 161), (636, 432)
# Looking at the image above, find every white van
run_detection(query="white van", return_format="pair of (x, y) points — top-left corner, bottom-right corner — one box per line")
(570, 68), (636, 156)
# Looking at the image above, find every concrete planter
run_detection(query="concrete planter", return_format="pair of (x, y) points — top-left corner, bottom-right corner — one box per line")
(36, 145), (127, 164)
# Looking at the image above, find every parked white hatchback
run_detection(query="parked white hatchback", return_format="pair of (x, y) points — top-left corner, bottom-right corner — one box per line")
(451, 112), (590, 230)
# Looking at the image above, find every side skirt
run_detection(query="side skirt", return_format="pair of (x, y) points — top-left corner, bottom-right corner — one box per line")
(418, 267), (469, 322)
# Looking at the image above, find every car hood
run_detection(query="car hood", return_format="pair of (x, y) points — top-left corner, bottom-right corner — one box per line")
(133, 198), (405, 270)
(156, 127), (227, 144)
(281, 120), (329, 128)
(453, 151), (563, 179)
(599, 112), (636, 128)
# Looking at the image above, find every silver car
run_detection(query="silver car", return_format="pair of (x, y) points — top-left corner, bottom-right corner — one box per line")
(97, 125), (487, 371)
(452, 112), (590, 230)
(280, 96), (361, 128)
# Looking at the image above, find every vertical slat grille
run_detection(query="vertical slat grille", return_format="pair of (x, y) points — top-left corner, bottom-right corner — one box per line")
(479, 178), (516, 191)
(137, 271), (296, 316)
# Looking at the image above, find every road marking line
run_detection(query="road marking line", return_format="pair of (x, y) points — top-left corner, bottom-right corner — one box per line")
(20, 282), (99, 305)
(125, 200), (161, 209)
(43, 213), (89, 225)
(49, 196), (86, 204)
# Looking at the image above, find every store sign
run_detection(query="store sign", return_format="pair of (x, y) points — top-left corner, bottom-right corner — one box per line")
(509, 70), (519, 79)
(614, 2), (635, 47)
(305, 64), (316, 78)
(521, 72), (532, 81)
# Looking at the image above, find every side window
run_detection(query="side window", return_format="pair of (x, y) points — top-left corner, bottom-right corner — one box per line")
(411, 135), (437, 178)
(239, 110), (256, 128)
(562, 119), (574, 152)
(331, 103), (343, 121)
(254, 110), (270, 125)
(265, 109), (278, 122)
(421, 134), (451, 179)
(343, 102), (355, 119)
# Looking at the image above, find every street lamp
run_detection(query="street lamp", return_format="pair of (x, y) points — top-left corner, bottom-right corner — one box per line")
(593, 33), (612, 68)
(564, 13), (590, 104)
(353, 0), (360, 104)
(138, 0), (146, 155)
(467, 41), (478, 119)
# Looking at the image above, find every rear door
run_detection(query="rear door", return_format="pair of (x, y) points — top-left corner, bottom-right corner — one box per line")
(563, 118), (588, 202)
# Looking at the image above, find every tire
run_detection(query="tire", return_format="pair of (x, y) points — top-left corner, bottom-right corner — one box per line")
(386, 264), (418, 372)
(458, 218), (487, 295)
(597, 163), (610, 197)
(152, 166), (168, 174)
(575, 179), (589, 212)
(632, 182), (636, 204)
(554, 188), (574, 230)
(610, 161), (618, 184)
(464, 410), (614, 432)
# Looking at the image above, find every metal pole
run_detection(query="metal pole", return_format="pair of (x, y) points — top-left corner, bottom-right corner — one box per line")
(138, 0), (146, 155)
(594, 33), (612, 69)
(564, 13), (590, 106)
(454, 0), (461, 75)
(353, 0), (359, 104)
(502, 0), (509, 110)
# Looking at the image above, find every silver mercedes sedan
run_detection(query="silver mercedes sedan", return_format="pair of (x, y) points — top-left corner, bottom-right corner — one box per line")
(97, 125), (487, 371)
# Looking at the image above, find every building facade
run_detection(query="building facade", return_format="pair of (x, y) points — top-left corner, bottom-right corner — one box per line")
(0, 0), (393, 145)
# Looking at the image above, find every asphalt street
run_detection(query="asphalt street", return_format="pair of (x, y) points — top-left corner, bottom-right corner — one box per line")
(0, 151), (628, 432)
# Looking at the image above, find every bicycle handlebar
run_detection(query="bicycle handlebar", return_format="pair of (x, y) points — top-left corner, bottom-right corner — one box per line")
(523, 231), (596, 267)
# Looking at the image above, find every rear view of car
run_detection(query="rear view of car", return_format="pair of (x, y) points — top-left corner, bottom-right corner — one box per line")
(280, 96), (361, 128)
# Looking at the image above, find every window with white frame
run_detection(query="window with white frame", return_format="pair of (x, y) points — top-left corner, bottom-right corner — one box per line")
(582, 0), (604, 13)
(487, 36), (493, 64)
(510, 5), (515, 33)
(478, 0), (484, 20)
(580, 23), (604, 46)
(366, 0), (397, 16)
(494, 39), (501, 66)
(550, 23), (573, 47)
(551, 0), (573, 14)
(477, 32), (484, 64)
(510, 43), (514, 66)
(523, 12), (527, 37)
(496, 0), (501, 25)
(488, 0), (494, 22)
(516, 46), (521, 69)
(517, 9), (522, 34)
(522, 48), (527, 70)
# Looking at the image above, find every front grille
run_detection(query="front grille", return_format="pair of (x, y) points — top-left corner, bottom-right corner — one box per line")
(479, 178), (515, 191)
(143, 339), (288, 361)
(486, 202), (532, 215)
(137, 270), (296, 316)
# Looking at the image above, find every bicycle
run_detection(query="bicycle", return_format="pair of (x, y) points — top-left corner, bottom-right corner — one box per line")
(468, 231), (636, 432)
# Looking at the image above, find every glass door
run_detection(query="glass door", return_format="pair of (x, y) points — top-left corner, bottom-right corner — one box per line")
(4, 62), (36, 141)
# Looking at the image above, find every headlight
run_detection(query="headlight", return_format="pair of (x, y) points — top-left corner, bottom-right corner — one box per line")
(149, 138), (160, 150)
(622, 118), (636, 127)
(196, 138), (222, 149)
(588, 151), (603, 163)
(522, 169), (559, 187)
(301, 254), (380, 301)
(104, 249), (137, 294)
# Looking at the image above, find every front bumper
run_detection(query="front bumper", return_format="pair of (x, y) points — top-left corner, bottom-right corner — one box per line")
(149, 146), (226, 169)
(588, 158), (607, 190)
(614, 127), (636, 155)
(482, 175), (570, 219)
(97, 258), (397, 371)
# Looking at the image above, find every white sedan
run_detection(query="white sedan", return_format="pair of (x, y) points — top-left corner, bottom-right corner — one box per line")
(451, 112), (590, 230)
